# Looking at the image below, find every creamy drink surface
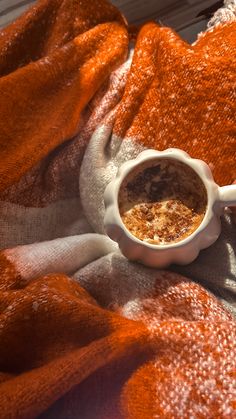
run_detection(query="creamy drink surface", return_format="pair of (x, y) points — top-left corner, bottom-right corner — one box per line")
(118, 159), (207, 245)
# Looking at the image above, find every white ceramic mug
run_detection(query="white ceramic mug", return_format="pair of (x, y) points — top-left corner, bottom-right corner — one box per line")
(104, 148), (236, 268)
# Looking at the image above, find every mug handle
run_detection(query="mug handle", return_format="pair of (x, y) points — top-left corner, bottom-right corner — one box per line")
(219, 185), (236, 207)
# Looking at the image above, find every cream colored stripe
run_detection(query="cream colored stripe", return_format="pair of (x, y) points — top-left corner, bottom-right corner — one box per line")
(5, 234), (118, 280)
(0, 198), (92, 249)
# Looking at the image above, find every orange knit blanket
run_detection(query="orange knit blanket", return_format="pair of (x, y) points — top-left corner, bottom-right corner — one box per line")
(0, 0), (235, 417)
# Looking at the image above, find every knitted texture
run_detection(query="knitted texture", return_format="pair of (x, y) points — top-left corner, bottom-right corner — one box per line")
(0, 0), (236, 418)
(207, 0), (236, 28)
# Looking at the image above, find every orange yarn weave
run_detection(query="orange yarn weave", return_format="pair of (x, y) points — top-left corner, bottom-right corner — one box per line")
(114, 22), (236, 185)
(0, 0), (235, 418)
(0, 0), (128, 194)
(0, 253), (235, 418)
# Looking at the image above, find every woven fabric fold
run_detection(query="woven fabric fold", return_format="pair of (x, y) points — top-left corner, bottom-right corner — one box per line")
(0, 0), (235, 417)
